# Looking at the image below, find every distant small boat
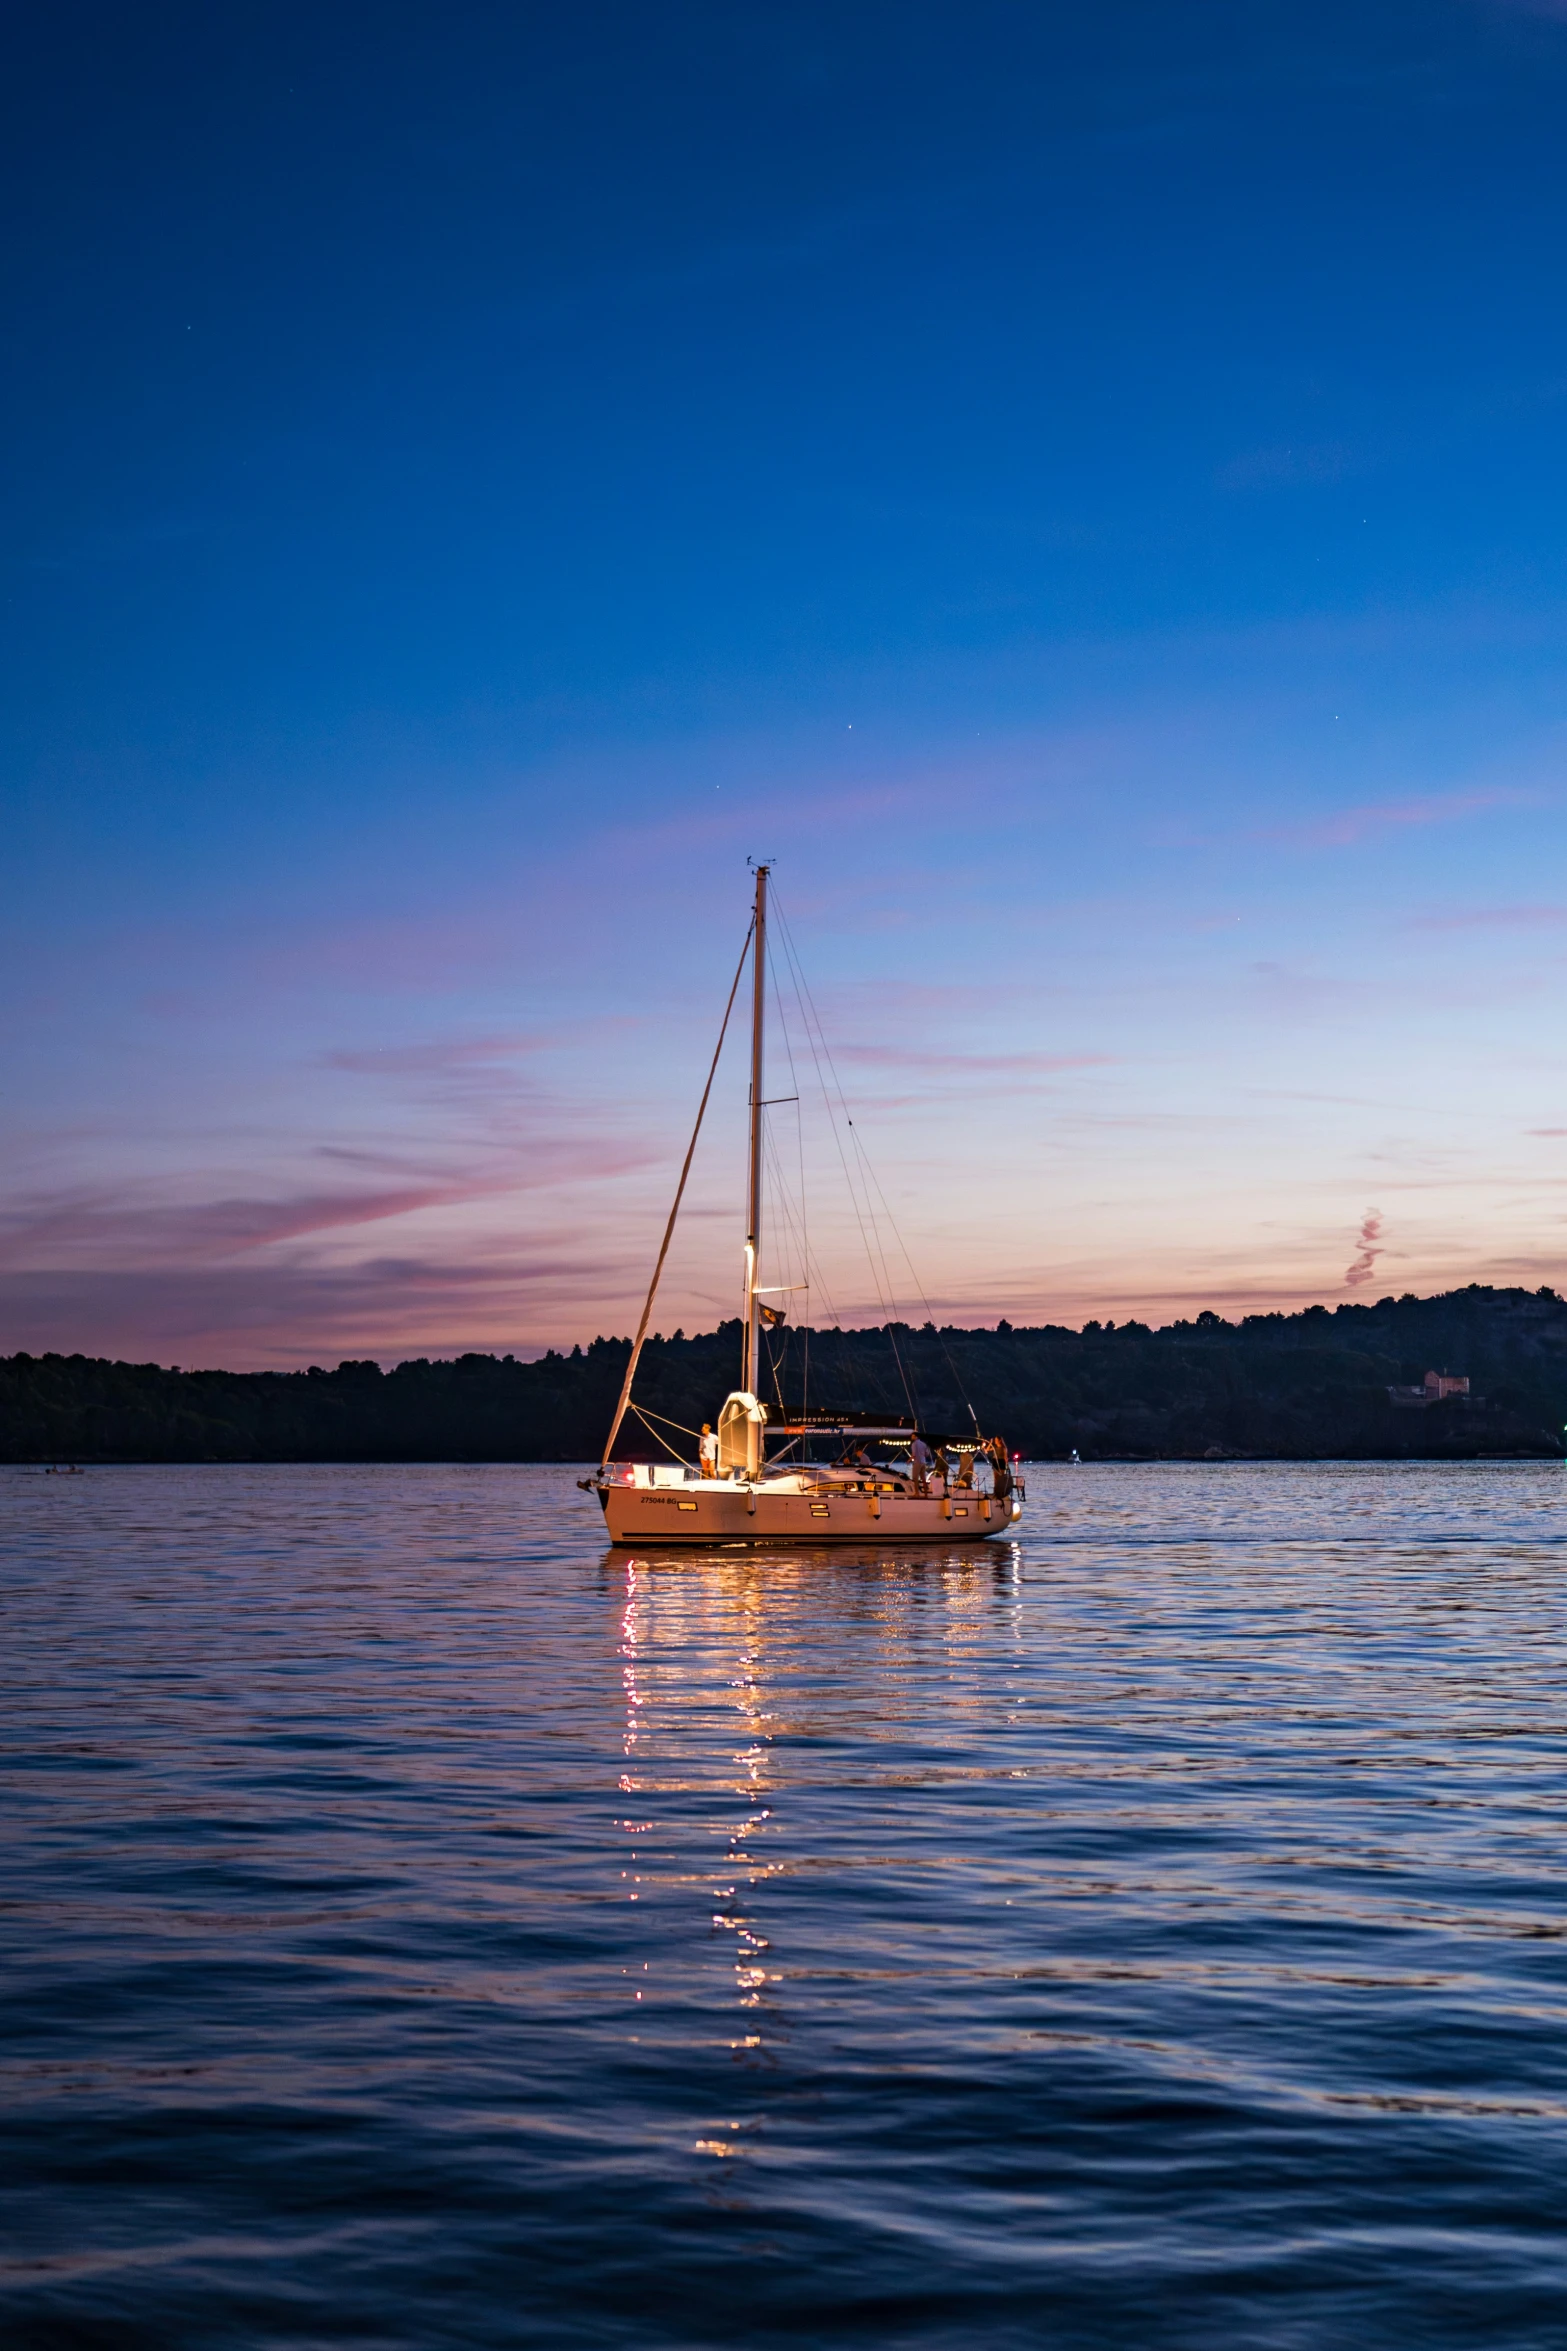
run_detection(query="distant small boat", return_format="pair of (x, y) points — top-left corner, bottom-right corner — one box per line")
(582, 866), (1023, 1544)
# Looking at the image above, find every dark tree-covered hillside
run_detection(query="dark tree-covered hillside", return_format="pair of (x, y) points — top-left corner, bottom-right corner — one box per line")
(4, 1286), (1566, 1462)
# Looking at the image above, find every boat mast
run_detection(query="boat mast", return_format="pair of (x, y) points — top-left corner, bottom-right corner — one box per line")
(743, 862), (769, 1396)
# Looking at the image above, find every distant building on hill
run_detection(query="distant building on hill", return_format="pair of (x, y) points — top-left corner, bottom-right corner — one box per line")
(1387, 1369), (1475, 1409)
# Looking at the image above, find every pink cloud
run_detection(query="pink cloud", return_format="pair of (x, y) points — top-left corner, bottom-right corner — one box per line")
(1270, 787), (1541, 850)
(0, 1248), (648, 1369)
(828, 979), (1061, 1016)
(832, 1046), (1113, 1075)
(1406, 904), (1567, 932)
(1344, 1208), (1385, 1289)
(0, 1138), (661, 1274)
(324, 1034), (563, 1075)
(0, 1180), (515, 1268)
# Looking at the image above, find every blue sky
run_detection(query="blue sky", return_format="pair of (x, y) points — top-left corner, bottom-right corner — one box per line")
(6, 0), (1567, 1365)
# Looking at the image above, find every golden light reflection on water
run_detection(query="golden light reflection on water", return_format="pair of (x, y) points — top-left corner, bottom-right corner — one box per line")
(606, 1541), (1025, 2153)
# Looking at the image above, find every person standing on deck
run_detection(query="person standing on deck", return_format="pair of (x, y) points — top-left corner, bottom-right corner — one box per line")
(699, 1423), (718, 1478)
(909, 1433), (933, 1496)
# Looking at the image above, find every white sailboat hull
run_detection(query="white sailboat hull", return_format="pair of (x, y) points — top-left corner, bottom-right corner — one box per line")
(601, 1482), (1022, 1545)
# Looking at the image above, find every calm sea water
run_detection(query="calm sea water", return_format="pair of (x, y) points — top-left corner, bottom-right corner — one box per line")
(5, 1462), (1567, 2349)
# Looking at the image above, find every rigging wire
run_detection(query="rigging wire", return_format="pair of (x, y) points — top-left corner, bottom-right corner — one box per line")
(758, 1124), (846, 1418)
(770, 908), (887, 1309)
(760, 1085), (844, 1333)
(770, 890), (982, 1436)
(627, 1402), (694, 1465)
(848, 1125), (982, 1436)
(767, 938), (812, 1411)
(765, 954), (902, 1410)
(630, 1400), (703, 1440)
(768, 915), (890, 1297)
(760, 1123), (801, 1411)
(757, 931), (866, 1413)
(600, 914), (755, 1467)
(769, 894), (917, 1420)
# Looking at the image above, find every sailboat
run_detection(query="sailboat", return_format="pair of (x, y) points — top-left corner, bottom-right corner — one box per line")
(582, 865), (1025, 1544)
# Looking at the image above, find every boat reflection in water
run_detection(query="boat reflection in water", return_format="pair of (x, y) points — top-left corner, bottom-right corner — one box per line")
(607, 1536), (1026, 2115)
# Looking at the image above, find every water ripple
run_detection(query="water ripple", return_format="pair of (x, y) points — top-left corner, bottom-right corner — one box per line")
(3, 1461), (1567, 2347)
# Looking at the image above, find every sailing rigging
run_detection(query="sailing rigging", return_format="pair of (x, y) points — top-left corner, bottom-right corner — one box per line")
(582, 866), (1024, 1545)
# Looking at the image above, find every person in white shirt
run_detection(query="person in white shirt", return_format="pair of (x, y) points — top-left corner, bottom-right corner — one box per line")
(909, 1432), (933, 1496)
(699, 1423), (719, 1478)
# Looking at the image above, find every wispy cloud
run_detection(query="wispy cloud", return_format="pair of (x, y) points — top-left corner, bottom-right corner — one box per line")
(324, 1034), (562, 1075)
(0, 1137), (660, 1274)
(0, 1248), (647, 1368)
(1344, 1207), (1386, 1289)
(1268, 787), (1542, 850)
(1406, 903), (1567, 932)
(833, 1046), (1113, 1075)
(826, 978), (1064, 1017)
(0, 1178), (514, 1268)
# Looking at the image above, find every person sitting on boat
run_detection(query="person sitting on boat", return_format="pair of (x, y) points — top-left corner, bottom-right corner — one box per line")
(909, 1432), (933, 1496)
(839, 1443), (879, 1491)
(699, 1423), (718, 1478)
(954, 1449), (974, 1491)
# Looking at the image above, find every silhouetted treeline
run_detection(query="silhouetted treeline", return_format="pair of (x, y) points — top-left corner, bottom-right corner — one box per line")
(5, 1286), (1567, 1462)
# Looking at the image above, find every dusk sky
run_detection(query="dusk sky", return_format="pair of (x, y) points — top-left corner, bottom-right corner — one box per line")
(8, 0), (1567, 1367)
